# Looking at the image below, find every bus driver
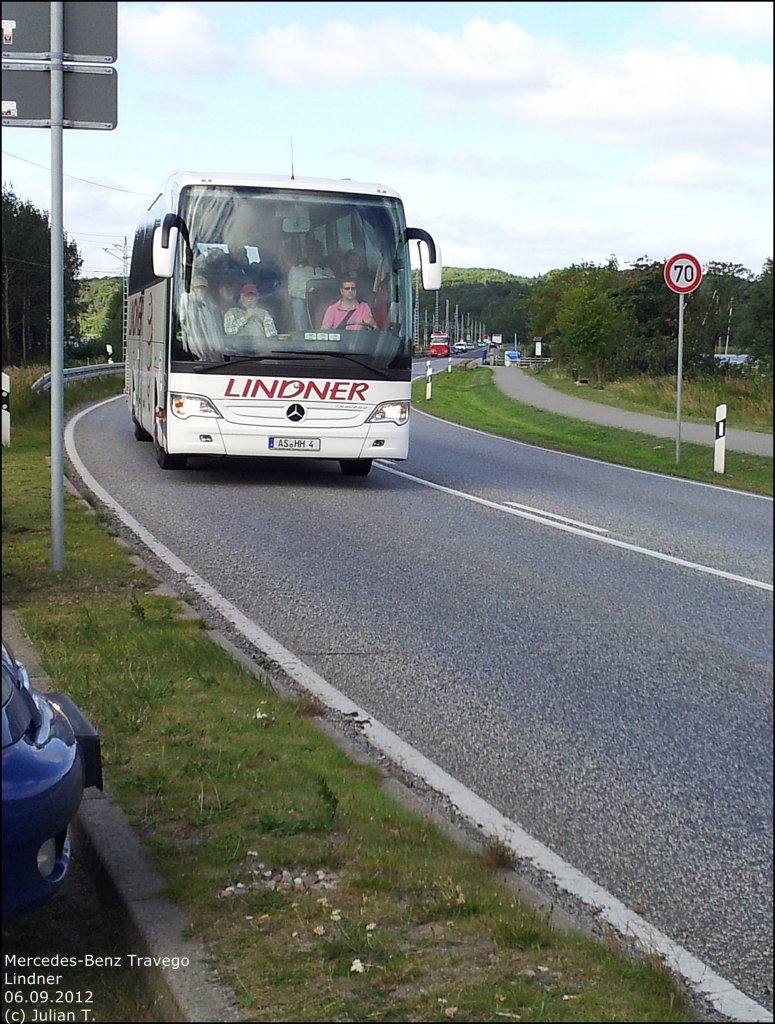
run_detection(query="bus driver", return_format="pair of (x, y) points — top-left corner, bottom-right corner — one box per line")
(320, 278), (377, 331)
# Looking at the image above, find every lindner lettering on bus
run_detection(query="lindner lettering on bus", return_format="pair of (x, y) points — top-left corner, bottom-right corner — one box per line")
(124, 170), (441, 477)
(222, 377), (371, 402)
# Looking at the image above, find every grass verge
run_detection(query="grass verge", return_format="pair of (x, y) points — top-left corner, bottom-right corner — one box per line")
(412, 367), (772, 497)
(2, 370), (707, 1021)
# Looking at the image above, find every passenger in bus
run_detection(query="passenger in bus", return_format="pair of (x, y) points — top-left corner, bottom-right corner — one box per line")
(178, 275), (223, 359)
(339, 249), (366, 280)
(320, 278), (378, 331)
(287, 239), (335, 330)
(213, 279), (238, 314)
(223, 282), (278, 343)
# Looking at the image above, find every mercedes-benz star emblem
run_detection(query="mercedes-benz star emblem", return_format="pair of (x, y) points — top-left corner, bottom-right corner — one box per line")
(286, 403), (305, 422)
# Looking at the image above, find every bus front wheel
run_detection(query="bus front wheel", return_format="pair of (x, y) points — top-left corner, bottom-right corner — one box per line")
(133, 416), (152, 442)
(154, 431), (187, 470)
(339, 459), (372, 477)
(156, 446), (187, 470)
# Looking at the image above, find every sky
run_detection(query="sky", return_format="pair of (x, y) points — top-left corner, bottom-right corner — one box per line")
(2, 1), (772, 280)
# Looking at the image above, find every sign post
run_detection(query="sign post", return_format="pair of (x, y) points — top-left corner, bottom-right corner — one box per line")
(664, 253), (703, 464)
(2, 1), (117, 573)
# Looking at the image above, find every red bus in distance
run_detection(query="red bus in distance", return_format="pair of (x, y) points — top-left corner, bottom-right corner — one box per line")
(429, 331), (450, 357)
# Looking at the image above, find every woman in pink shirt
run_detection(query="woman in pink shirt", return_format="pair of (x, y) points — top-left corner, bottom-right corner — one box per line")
(320, 278), (378, 331)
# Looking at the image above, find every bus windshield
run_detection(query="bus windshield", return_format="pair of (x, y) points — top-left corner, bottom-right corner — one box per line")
(170, 186), (412, 376)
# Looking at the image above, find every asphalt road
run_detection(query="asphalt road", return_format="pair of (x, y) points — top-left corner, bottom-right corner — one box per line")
(62, 388), (773, 1019)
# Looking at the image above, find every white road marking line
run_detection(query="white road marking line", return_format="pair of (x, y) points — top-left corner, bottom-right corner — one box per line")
(376, 463), (772, 592)
(503, 500), (609, 532)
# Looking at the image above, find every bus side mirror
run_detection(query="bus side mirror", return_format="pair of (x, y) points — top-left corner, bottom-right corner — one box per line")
(153, 215), (178, 278)
(153, 213), (193, 278)
(406, 227), (442, 290)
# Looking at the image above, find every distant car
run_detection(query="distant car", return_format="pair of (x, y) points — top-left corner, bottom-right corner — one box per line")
(713, 353), (749, 365)
(2, 637), (102, 919)
(453, 342), (469, 353)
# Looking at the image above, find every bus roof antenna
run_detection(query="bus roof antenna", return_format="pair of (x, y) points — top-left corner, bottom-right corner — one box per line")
(290, 137), (295, 180)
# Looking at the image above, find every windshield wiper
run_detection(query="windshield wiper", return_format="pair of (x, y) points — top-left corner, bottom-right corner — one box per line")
(275, 350), (390, 378)
(193, 354), (285, 372)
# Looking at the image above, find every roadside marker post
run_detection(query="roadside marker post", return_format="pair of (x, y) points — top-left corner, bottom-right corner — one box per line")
(714, 404), (727, 474)
(426, 360), (432, 400)
(1, 371), (10, 447)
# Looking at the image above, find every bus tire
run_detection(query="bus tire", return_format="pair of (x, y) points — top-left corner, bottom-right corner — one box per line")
(133, 417), (152, 442)
(339, 458), (372, 477)
(156, 446), (187, 470)
(154, 432), (187, 470)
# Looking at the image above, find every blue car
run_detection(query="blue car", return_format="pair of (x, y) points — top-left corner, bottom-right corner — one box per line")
(2, 637), (102, 918)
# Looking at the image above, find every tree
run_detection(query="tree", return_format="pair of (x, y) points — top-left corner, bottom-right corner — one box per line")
(527, 260), (622, 373)
(607, 257), (678, 377)
(1, 183), (82, 366)
(554, 283), (633, 387)
(99, 285), (124, 356)
(733, 259), (772, 365)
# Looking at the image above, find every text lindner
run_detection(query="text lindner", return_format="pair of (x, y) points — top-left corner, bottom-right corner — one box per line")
(223, 378), (370, 401)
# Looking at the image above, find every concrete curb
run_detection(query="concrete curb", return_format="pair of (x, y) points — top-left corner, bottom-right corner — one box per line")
(72, 793), (245, 1023)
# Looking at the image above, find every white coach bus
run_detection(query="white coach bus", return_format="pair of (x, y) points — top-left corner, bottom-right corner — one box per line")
(125, 170), (441, 476)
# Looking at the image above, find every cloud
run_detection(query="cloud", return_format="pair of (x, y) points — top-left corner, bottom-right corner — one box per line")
(121, 8), (771, 163)
(120, 3), (234, 74)
(244, 17), (771, 162)
(507, 47), (772, 159)
(635, 152), (738, 190)
(663, 1), (774, 40)
(249, 18), (568, 87)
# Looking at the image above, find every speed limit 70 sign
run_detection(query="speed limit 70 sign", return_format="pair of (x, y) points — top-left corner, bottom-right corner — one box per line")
(664, 253), (702, 294)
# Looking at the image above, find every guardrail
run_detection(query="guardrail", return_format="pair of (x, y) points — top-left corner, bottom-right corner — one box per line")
(505, 357), (551, 369)
(32, 362), (126, 395)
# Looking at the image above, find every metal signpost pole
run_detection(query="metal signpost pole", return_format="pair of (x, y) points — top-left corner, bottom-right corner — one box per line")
(675, 292), (684, 464)
(2, 0), (118, 571)
(663, 253), (703, 466)
(50, 0), (64, 570)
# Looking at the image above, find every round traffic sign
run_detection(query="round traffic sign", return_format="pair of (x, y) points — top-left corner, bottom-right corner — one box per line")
(664, 253), (703, 294)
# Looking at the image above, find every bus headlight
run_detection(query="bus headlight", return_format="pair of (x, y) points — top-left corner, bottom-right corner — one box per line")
(169, 393), (222, 420)
(367, 400), (409, 426)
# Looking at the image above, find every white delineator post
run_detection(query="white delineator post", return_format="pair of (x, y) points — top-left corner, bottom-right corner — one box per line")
(426, 360), (432, 400)
(1, 371), (10, 448)
(714, 404), (727, 474)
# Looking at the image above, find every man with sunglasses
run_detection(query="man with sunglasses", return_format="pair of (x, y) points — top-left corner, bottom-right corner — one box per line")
(320, 277), (378, 331)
